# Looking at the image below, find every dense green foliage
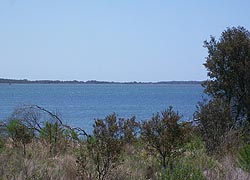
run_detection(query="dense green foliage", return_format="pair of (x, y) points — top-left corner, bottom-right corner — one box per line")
(237, 144), (250, 172)
(203, 26), (250, 124)
(161, 161), (204, 180)
(196, 26), (250, 156)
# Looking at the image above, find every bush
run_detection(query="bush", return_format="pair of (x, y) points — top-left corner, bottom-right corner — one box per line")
(160, 161), (204, 180)
(237, 144), (250, 172)
(80, 113), (123, 180)
(118, 116), (140, 145)
(194, 99), (234, 155)
(6, 119), (33, 155)
(141, 106), (187, 169)
(40, 122), (65, 156)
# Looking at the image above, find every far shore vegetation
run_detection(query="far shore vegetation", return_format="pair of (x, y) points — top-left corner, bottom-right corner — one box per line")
(0, 78), (202, 85)
(1, 26), (250, 179)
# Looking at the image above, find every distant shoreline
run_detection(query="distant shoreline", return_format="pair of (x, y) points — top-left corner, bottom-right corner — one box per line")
(0, 78), (203, 85)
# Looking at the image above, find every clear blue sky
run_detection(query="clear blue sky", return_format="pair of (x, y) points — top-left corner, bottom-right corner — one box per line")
(0, 0), (250, 82)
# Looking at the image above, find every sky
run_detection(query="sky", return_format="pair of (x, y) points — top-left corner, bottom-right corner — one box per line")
(0, 0), (250, 82)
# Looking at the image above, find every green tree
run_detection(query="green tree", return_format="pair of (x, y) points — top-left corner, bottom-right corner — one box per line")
(141, 107), (186, 169)
(203, 26), (250, 124)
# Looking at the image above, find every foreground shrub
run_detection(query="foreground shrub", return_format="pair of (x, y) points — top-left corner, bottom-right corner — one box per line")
(194, 98), (234, 155)
(141, 106), (187, 170)
(77, 114), (123, 180)
(6, 119), (33, 155)
(237, 144), (250, 172)
(160, 161), (204, 180)
(40, 122), (65, 156)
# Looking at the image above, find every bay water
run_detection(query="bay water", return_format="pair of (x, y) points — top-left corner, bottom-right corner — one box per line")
(0, 84), (204, 133)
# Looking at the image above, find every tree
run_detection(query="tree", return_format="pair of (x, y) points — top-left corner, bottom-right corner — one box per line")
(141, 107), (186, 169)
(203, 26), (250, 124)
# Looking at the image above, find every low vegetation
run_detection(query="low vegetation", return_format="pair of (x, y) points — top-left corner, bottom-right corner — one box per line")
(0, 104), (249, 180)
(0, 26), (250, 179)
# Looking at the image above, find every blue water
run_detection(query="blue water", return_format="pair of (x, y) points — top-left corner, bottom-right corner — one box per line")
(0, 84), (204, 133)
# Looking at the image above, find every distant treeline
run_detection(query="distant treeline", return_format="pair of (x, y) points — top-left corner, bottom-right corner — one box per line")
(0, 78), (202, 85)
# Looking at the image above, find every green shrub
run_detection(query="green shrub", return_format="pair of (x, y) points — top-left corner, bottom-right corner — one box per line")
(183, 137), (220, 177)
(185, 136), (204, 153)
(141, 106), (187, 169)
(160, 161), (204, 180)
(6, 119), (33, 155)
(78, 114), (123, 180)
(68, 129), (79, 140)
(40, 122), (64, 156)
(194, 99), (234, 155)
(237, 144), (250, 172)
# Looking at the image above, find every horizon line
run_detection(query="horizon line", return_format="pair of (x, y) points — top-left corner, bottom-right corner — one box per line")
(0, 78), (204, 84)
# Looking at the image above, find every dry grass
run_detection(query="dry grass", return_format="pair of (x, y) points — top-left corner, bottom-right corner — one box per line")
(0, 139), (80, 180)
(1, 136), (250, 180)
(202, 157), (250, 180)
